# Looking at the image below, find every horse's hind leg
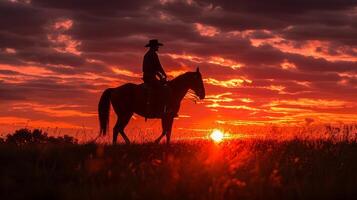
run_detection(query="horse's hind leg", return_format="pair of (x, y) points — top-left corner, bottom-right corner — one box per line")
(113, 121), (120, 145)
(113, 113), (132, 144)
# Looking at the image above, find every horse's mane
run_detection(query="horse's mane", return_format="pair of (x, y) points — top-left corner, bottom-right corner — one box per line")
(169, 72), (195, 86)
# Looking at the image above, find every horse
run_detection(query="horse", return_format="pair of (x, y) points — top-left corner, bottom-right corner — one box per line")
(98, 68), (205, 144)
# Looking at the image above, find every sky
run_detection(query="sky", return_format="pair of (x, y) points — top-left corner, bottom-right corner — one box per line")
(1, 0), (357, 139)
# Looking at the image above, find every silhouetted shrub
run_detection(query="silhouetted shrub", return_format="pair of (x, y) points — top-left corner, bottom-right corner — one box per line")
(5, 128), (77, 145)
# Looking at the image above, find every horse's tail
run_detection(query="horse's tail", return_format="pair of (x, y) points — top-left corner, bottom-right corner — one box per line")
(98, 88), (113, 136)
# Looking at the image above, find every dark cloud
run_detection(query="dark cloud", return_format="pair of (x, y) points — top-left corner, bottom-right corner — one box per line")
(0, 1), (48, 35)
(31, 0), (155, 12)
(282, 24), (357, 45)
(201, 0), (357, 13)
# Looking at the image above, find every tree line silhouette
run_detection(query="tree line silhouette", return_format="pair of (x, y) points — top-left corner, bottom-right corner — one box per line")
(1, 128), (77, 145)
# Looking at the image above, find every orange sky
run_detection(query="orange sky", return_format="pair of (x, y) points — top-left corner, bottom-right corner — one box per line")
(1, 0), (357, 141)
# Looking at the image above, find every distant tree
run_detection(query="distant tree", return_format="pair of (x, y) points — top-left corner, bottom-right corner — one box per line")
(5, 128), (78, 145)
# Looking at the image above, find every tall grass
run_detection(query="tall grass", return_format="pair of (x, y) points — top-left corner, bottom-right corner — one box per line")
(1, 127), (357, 199)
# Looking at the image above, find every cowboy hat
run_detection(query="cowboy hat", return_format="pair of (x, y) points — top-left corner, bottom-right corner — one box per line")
(145, 39), (163, 47)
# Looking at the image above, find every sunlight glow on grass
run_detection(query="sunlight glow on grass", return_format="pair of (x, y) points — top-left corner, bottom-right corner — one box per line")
(210, 129), (224, 143)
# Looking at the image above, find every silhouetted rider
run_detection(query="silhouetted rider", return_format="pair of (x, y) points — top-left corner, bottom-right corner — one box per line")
(142, 39), (173, 116)
(143, 39), (167, 86)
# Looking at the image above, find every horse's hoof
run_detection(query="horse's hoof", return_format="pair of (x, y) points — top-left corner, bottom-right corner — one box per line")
(154, 139), (161, 144)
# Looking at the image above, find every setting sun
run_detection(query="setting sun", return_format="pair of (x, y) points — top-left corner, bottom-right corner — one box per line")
(210, 129), (224, 143)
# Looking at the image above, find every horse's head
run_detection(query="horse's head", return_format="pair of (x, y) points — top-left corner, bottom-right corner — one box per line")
(190, 67), (205, 99)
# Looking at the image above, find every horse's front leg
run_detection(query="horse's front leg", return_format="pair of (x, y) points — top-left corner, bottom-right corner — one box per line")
(165, 117), (174, 144)
(154, 129), (166, 144)
(154, 117), (167, 144)
(155, 116), (173, 144)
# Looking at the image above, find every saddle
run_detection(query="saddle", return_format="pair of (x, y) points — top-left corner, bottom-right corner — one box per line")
(141, 82), (171, 118)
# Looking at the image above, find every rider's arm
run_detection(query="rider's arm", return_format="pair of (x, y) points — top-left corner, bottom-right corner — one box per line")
(158, 68), (167, 80)
(154, 53), (167, 80)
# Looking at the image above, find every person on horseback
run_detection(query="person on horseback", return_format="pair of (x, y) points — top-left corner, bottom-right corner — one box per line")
(143, 39), (166, 87)
(143, 39), (172, 116)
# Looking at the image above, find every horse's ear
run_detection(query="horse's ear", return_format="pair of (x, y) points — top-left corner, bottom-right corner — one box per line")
(196, 67), (200, 73)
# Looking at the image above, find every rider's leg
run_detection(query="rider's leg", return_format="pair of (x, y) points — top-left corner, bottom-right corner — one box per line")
(146, 86), (152, 116)
(144, 78), (155, 117)
(163, 85), (177, 117)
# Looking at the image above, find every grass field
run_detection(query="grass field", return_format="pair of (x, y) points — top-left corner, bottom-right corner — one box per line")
(1, 129), (357, 200)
